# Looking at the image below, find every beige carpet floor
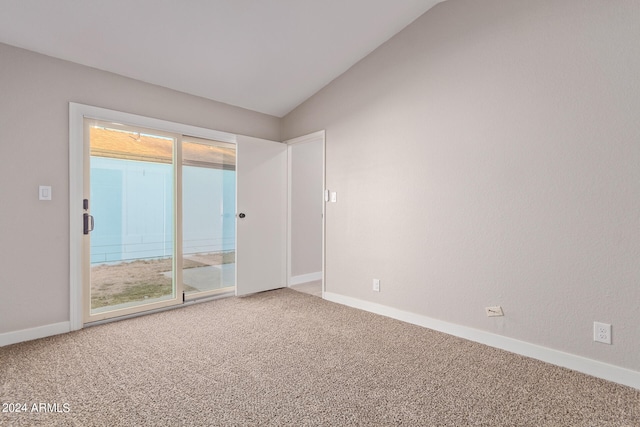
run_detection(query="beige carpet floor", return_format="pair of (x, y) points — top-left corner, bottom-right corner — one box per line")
(1, 288), (639, 426)
(290, 280), (322, 297)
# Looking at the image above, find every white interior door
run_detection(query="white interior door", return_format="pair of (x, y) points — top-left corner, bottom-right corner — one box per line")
(236, 135), (287, 296)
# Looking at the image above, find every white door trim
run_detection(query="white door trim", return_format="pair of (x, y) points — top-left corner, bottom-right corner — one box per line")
(284, 130), (326, 296)
(69, 103), (236, 331)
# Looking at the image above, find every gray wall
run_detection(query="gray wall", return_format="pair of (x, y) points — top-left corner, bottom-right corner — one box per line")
(0, 42), (280, 334)
(282, 0), (640, 371)
(290, 139), (323, 278)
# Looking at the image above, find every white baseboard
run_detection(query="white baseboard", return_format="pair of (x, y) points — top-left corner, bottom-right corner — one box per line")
(0, 322), (70, 347)
(323, 292), (640, 390)
(289, 271), (322, 286)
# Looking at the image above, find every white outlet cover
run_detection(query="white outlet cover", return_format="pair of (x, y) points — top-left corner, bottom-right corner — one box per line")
(372, 279), (380, 292)
(593, 322), (612, 344)
(485, 306), (504, 317)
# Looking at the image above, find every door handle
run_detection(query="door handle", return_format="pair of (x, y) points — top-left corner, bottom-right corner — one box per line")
(83, 213), (95, 234)
(238, 213), (246, 219)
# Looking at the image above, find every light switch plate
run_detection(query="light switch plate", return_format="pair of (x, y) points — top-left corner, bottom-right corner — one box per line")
(39, 185), (52, 201)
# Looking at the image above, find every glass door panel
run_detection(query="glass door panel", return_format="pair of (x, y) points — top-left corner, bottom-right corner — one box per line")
(182, 137), (236, 298)
(87, 121), (178, 320)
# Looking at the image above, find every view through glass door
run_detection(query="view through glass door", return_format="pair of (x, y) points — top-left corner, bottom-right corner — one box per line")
(83, 120), (236, 322)
(182, 137), (236, 299)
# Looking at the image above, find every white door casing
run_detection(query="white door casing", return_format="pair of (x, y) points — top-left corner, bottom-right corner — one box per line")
(285, 131), (326, 293)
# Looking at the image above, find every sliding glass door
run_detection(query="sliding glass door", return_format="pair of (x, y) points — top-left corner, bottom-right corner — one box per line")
(83, 120), (235, 322)
(182, 137), (236, 299)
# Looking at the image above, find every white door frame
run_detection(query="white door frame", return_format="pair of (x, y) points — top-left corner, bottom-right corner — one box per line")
(284, 130), (326, 296)
(69, 103), (236, 331)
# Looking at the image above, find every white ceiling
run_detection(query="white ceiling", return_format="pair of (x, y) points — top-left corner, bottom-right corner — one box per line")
(0, 1), (444, 117)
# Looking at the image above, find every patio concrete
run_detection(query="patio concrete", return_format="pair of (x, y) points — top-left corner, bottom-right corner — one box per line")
(163, 263), (235, 292)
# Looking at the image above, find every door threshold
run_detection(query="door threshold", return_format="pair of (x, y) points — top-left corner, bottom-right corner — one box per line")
(84, 290), (235, 328)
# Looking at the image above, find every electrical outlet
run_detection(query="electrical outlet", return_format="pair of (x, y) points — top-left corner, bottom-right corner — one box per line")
(593, 322), (611, 344)
(485, 306), (504, 317)
(372, 279), (380, 292)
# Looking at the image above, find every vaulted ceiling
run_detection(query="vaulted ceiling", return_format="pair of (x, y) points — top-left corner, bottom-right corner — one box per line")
(0, 0), (445, 117)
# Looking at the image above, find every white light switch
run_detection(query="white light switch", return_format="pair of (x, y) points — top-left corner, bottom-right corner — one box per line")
(330, 191), (337, 203)
(39, 185), (52, 201)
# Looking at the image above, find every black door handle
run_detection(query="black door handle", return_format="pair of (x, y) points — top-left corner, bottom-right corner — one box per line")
(238, 213), (246, 219)
(83, 213), (95, 234)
